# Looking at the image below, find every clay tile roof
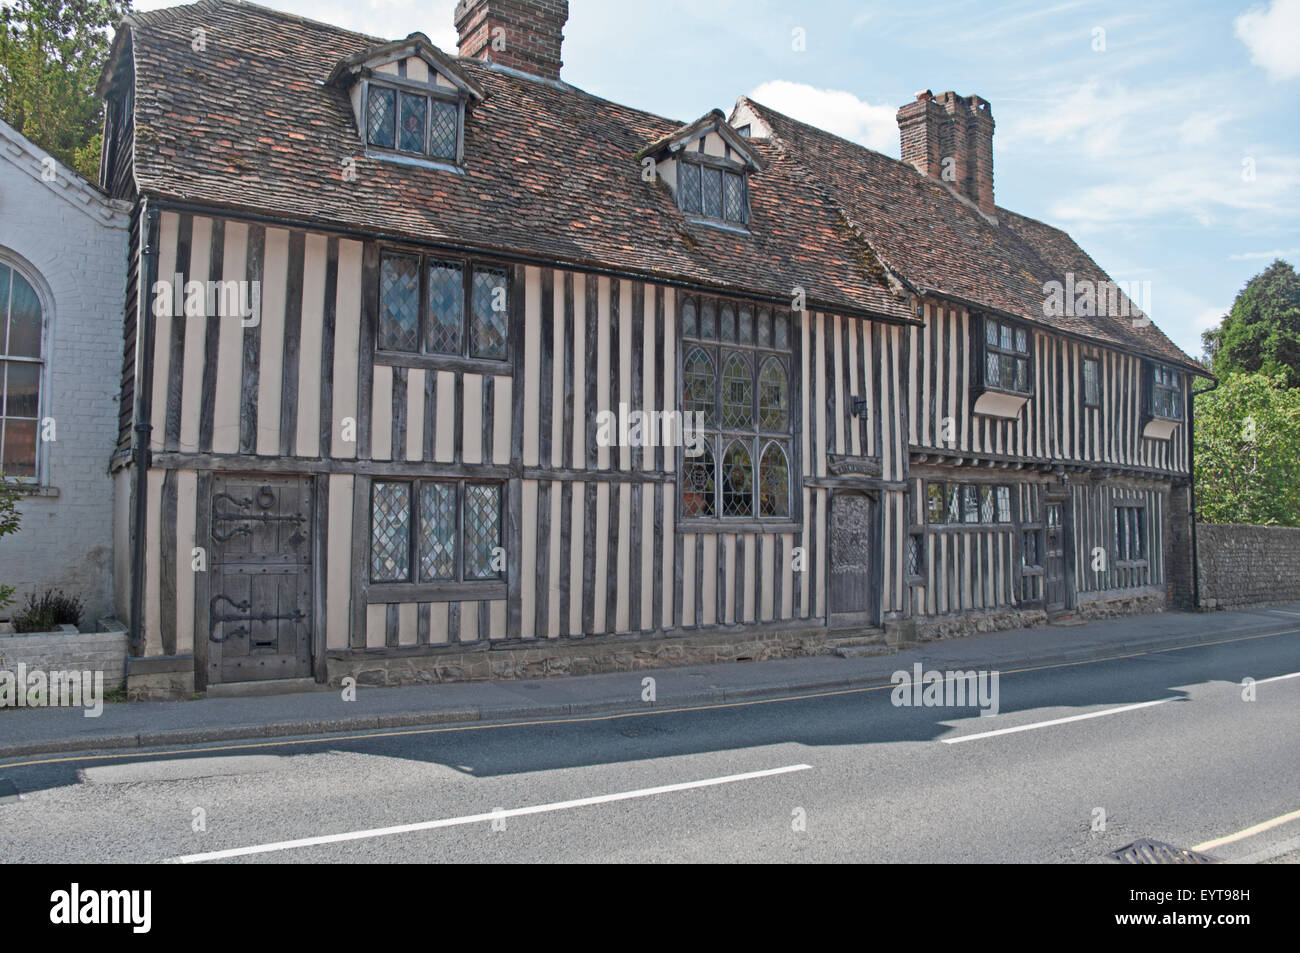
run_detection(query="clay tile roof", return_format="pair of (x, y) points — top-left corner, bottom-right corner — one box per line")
(115, 0), (912, 322)
(738, 97), (1203, 373)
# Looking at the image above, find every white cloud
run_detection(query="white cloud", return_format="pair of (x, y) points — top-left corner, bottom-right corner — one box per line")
(747, 80), (898, 154)
(1228, 248), (1300, 260)
(1236, 0), (1300, 81)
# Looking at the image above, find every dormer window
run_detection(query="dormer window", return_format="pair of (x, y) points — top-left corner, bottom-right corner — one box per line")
(328, 32), (483, 171)
(638, 109), (764, 232)
(366, 83), (460, 161)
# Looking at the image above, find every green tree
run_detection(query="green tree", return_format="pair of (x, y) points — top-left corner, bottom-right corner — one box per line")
(1194, 372), (1300, 526)
(0, 0), (131, 181)
(1202, 259), (1300, 388)
(0, 475), (23, 611)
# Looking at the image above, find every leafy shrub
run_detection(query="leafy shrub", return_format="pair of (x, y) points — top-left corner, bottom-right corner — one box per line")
(11, 589), (84, 633)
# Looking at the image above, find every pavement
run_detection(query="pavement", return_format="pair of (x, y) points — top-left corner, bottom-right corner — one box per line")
(2, 602), (1298, 760)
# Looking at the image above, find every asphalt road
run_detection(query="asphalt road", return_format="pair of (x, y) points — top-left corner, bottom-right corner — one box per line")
(2, 631), (1297, 863)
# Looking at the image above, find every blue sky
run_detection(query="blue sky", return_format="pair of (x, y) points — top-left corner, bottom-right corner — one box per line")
(136, 0), (1300, 359)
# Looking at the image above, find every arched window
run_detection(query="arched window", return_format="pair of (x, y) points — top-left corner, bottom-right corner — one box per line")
(682, 441), (715, 517)
(721, 440), (753, 517)
(683, 347), (715, 426)
(721, 352), (753, 429)
(758, 357), (788, 431)
(759, 442), (789, 517)
(0, 260), (44, 480)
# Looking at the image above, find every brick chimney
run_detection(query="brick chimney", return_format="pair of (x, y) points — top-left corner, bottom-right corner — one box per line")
(897, 90), (996, 217)
(455, 0), (569, 81)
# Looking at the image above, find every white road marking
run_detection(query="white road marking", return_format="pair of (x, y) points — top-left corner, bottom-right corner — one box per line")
(941, 698), (1178, 745)
(173, 763), (813, 863)
(1253, 671), (1300, 685)
(1193, 807), (1300, 852)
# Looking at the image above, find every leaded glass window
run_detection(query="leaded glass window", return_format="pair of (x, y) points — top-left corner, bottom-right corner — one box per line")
(758, 442), (789, 517)
(1, 261), (43, 480)
(927, 482), (1014, 525)
(371, 481), (410, 581)
(379, 254), (419, 351)
(367, 86), (396, 149)
(366, 82), (461, 163)
(723, 171), (746, 223)
(721, 352), (753, 429)
(996, 485), (1011, 523)
(1115, 504), (1146, 562)
(758, 358), (788, 431)
(419, 483), (456, 581)
(684, 347), (715, 426)
(471, 267), (508, 360)
(701, 167), (723, 219)
(463, 483), (501, 579)
(370, 479), (504, 585)
(721, 441), (753, 517)
(678, 161), (702, 215)
(979, 485), (995, 523)
(1150, 364), (1182, 420)
(983, 315), (1031, 396)
(399, 92), (426, 153)
(907, 534), (923, 578)
(429, 98), (458, 160)
(682, 442), (716, 517)
(426, 260), (463, 354)
(1083, 358), (1100, 407)
(677, 159), (748, 226)
(679, 295), (793, 521)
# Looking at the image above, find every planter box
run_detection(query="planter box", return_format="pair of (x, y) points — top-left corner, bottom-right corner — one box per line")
(0, 619), (128, 689)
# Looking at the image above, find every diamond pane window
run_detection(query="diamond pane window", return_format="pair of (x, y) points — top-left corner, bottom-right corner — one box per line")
(470, 267), (508, 359)
(758, 442), (789, 517)
(379, 255), (420, 351)
(721, 441), (753, 517)
(963, 485), (980, 523)
(1014, 357), (1028, 392)
(679, 161), (702, 214)
(720, 304), (736, 342)
(757, 308), (771, 347)
(774, 311), (789, 349)
(739, 307), (753, 344)
(367, 86), (396, 149)
(700, 299), (716, 339)
(758, 358), (788, 431)
(419, 482), (456, 582)
(984, 317), (1032, 395)
(986, 353), (999, 387)
(1015, 328), (1028, 352)
(1151, 364), (1181, 420)
(683, 297), (698, 337)
(682, 442), (716, 517)
(683, 348), (715, 427)
(907, 535), (923, 577)
(980, 485), (995, 523)
(399, 92), (426, 153)
(723, 171), (746, 223)
(702, 167), (723, 218)
(947, 485), (962, 523)
(463, 484), (501, 579)
(371, 482), (410, 581)
(429, 98), (458, 160)
(721, 352), (753, 429)
(426, 260), (463, 354)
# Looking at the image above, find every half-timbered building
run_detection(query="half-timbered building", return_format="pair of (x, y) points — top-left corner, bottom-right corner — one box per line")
(97, 0), (1207, 695)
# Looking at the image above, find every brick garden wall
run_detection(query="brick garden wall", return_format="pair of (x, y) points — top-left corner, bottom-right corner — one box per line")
(1196, 524), (1300, 609)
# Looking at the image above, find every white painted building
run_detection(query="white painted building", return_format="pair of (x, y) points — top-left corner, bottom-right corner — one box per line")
(0, 118), (130, 624)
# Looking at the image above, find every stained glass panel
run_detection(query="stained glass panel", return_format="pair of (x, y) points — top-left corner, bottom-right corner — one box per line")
(721, 440), (752, 517)
(371, 482), (410, 581)
(683, 347), (715, 427)
(758, 442), (788, 517)
(379, 255), (419, 351)
(721, 351), (753, 429)
(682, 442), (715, 517)
(419, 482), (456, 582)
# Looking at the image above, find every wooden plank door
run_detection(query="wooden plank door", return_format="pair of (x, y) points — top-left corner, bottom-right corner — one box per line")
(208, 476), (314, 683)
(829, 491), (878, 626)
(1044, 501), (1066, 612)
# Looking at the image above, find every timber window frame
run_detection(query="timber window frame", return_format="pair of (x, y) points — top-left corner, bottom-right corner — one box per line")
(679, 295), (794, 526)
(1113, 501), (1147, 567)
(364, 77), (465, 166)
(677, 153), (750, 228)
(979, 315), (1033, 397)
(369, 478), (504, 590)
(1148, 363), (1183, 421)
(1082, 357), (1101, 408)
(924, 481), (1013, 527)
(376, 249), (510, 365)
